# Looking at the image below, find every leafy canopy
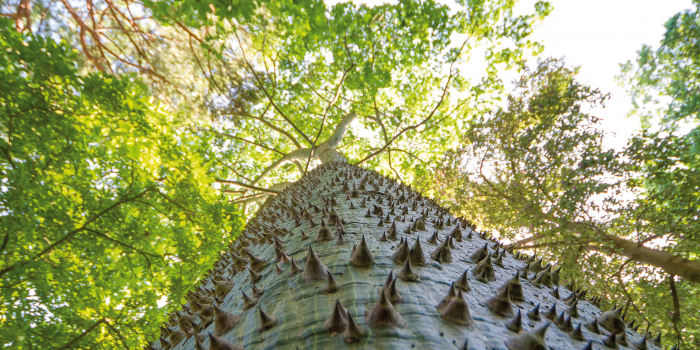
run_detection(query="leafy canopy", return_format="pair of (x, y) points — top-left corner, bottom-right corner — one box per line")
(139, 0), (552, 209)
(0, 18), (242, 349)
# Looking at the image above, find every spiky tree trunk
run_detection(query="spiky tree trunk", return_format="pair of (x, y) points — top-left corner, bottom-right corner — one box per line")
(152, 161), (663, 350)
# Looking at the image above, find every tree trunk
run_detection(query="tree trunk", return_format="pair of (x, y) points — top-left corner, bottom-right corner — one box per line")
(152, 162), (661, 350)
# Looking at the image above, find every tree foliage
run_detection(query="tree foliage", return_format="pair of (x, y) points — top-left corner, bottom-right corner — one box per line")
(620, 0), (700, 130)
(0, 0), (554, 346)
(430, 58), (699, 347)
(0, 19), (242, 349)
(0, 0), (253, 119)
(619, 1), (700, 282)
(1, 0), (553, 202)
(138, 0), (552, 212)
(617, 3), (700, 345)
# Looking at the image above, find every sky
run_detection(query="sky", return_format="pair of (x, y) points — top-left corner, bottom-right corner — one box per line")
(326, 0), (695, 150)
(512, 0), (694, 149)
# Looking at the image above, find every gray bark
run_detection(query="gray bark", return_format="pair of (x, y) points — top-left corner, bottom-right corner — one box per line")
(153, 162), (661, 350)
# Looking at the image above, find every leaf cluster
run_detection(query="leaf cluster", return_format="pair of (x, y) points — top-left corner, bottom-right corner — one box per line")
(0, 19), (242, 349)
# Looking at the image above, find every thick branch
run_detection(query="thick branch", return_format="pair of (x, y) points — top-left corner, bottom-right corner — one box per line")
(15, 0), (31, 32)
(315, 112), (357, 163)
(481, 176), (700, 282)
(586, 233), (700, 283)
(476, 168), (700, 283)
(249, 148), (312, 186)
(323, 112), (357, 149)
(246, 110), (356, 184)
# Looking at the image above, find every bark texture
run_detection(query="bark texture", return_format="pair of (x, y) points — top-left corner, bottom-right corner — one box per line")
(151, 162), (661, 350)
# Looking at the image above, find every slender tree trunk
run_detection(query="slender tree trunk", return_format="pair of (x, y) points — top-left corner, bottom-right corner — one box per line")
(14, 0), (31, 32)
(152, 162), (661, 349)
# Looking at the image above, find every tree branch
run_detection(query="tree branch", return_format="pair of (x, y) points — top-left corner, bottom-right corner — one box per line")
(14, 0), (31, 32)
(58, 0), (106, 71)
(248, 148), (313, 186)
(583, 232), (700, 283)
(56, 318), (106, 350)
(614, 260), (650, 326)
(104, 319), (129, 350)
(314, 112), (357, 164)
(245, 111), (303, 149)
(215, 179), (281, 194)
(85, 228), (161, 268)
(668, 274), (684, 347)
(303, 64), (356, 174)
(0, 187), (154, 277)
(478, 165), (700, 283)
(233, 31), (312, 145)
(354, 38), (468, 166)
(354, 72), (454, 165)
(213, 158), (253, 183)
(189, 127), (285, 155)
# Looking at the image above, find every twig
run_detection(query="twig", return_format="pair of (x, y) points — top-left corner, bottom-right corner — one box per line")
(354, 61), (456, 165)
(189, 127), (285, 155)
(215, 179), (280, 194)
(0, 187), (154, 277)
(56, 318), (106, 350)
(85, 228), (161, 268)
(104, 319), (129, 350)
(233, 30), (312, 145)
(303, 62), (356, 175)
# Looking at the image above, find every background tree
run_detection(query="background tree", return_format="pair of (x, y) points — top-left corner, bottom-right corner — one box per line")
(430, 58), (699, 347)
(0, 19), (243, 349)
(618, 1), (700, 345)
